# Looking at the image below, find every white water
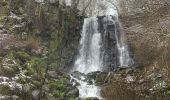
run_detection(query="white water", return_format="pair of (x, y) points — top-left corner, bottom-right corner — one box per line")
(114, 22), (133, 68)
(65, 0), (72, 6)
(71, 17), (103, 99)
(70, 75), (102, 99)
(74, 17), (102, 74)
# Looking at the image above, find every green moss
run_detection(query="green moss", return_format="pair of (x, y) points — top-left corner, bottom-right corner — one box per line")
(25, 66), (34, 76)
(52, 90), (65, 98)
(53, 90), (60, 98)
(48, 80), (66, 90)
(69, 97), (76, 100)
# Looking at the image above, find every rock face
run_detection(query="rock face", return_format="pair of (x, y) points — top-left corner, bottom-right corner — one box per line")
(98, 15), (132, 70)
(98, 16), (119, 70)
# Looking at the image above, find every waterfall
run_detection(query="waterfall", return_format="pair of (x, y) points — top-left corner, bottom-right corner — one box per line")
(114, 19), (133, 68)
(70, 17), (103, 99)
(70, 16), (133, 99)
(74, 17), (103, 74)
(116, 33), (133, 68)
(69, 1), (133, 99)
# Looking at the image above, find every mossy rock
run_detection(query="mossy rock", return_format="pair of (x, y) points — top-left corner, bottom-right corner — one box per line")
(0, 85), (12, 95)
(69, 97), (76, 100)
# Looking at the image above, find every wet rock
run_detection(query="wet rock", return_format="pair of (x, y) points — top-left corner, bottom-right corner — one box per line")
(70, 77), (80, 87)
(66, 88), (79, 97)
(125, 68), (134, 74)
(86, 97), (99, 100)
(87, 71), (108, 85)
(87, 71), (103, 78)
(71, 71), (86, 80)
(87, 71), (108, 80)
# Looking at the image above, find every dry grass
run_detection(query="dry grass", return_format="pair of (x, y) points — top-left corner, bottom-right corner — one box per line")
(15, 35), (43, 54)
(24, 35), (41, 51)
(101, 82), (142, 100)
(101, 72), (170, 100)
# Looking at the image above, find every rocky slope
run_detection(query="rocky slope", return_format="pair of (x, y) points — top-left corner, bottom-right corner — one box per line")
(0, 0), (83, 99)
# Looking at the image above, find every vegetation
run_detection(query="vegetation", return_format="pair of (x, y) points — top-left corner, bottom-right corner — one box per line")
(0, 0), (81, 99)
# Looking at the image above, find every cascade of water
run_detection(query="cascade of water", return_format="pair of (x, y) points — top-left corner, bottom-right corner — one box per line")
(70, 17), (103, 99)
(74, 17), (103, 74)
(69, 2), (133, 99)
(114, 20), (133, 68)
(70, 16), (133, 99)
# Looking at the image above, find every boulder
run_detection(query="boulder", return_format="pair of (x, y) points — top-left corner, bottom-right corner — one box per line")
(66, 88), (79, 97)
